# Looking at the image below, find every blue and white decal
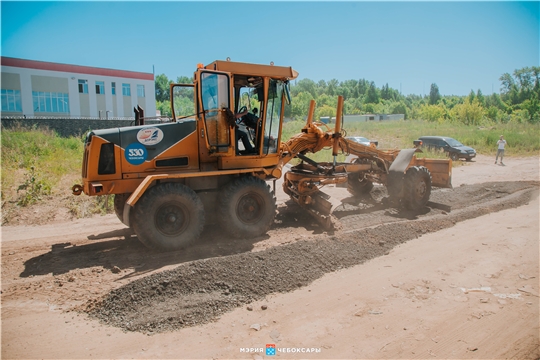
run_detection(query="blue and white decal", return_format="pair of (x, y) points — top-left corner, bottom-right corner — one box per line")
(137, 127), (164, 146)
(125, 142), (148, 165)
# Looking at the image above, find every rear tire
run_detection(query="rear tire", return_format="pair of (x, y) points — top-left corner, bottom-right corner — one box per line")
(113, 193), (130, 223)
(132, 183), (205, 251)
(218, 176), (276, 238)
(449, 152), (459, 161)
(402, 166), (432, 210)
(347, 158), (374, 196)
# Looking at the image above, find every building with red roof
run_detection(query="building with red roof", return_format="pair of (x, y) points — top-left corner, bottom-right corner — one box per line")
(1, 57), (156, 119)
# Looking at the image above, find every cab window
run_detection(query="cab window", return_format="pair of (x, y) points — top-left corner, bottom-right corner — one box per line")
(200, 72), (231, 149)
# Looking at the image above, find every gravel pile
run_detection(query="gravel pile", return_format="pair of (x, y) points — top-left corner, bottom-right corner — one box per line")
(86, 181), (537, 333)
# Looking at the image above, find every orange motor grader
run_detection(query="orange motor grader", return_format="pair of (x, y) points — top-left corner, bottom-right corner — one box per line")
(72, 60), (452, 251)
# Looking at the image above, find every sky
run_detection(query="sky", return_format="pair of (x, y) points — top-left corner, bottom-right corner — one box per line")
(1, 1), (538, 96)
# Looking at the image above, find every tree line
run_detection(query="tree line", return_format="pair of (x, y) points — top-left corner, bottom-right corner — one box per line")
(155, 66), (540, 125)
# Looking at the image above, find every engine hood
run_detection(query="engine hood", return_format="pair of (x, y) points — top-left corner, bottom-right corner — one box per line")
(453, 145), (475, 152)
(89, 120), (197, 158)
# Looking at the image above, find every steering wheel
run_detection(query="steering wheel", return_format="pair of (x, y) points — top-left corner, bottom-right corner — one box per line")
(238, 106), (247, 114)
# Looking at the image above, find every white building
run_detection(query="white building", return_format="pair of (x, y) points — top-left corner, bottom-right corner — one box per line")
(1, 57), (156, 119)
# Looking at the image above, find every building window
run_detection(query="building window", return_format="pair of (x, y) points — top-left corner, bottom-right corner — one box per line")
(122, 83), (131, 96)
(95, 81), (105, 94)
(32, 91), (70, 113)
(111, 82), (116, 95)
(78, 79), (88, 94)
(1, 89), (22, 112)
(137, 84), (145, 97)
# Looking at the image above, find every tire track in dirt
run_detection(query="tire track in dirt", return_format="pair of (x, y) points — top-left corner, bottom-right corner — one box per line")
(85, 181), (538, 334)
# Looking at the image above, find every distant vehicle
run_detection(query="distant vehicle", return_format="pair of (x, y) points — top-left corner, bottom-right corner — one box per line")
(417, 136), (476, 161)
(346, 136), (378, 148)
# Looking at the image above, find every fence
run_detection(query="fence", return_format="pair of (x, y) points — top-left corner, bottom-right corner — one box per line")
(1, 116), (167, 137)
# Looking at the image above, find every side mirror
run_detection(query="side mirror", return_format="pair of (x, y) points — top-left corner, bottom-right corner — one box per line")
(284, 82), (292, 105)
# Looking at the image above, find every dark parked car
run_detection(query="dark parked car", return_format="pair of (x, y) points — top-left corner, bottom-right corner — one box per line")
(417, 136), (476, 161)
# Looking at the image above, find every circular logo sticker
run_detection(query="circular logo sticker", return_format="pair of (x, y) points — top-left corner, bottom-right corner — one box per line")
(137, 127), (164, 146)
(125, 143), (147, 165)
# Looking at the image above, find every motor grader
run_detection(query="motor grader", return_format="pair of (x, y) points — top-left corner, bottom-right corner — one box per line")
(72, 60), (452, 251)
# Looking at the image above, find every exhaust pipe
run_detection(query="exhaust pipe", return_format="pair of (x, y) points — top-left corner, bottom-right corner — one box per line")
(72, 184), (83, 196)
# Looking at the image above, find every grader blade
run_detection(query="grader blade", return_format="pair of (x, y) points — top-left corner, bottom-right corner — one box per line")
(297, 189), (343, 231)
(283, 162), (347, 231)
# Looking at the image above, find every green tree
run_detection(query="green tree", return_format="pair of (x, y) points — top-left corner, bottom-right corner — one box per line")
(428, 83), (441, 105)
(327, 79), (339, 96)
(156, 100), (172, 117)
(344, 98), (363, 114)
(363, 103), (375, 114)
(155, 74), (172, 102)
(468, 89), (476, 103)
(390, 101), (408, 119)
(486, 93), (507, 112)
(357, 79), (369, 97)
(176, 76), (193, 84)
(316, 80), (327, 96)
(452, 99), (485, 125)
(521, 97), (540, 123)
(317, 94), (338, 109)
(365, 82), (380, 104)
(476, 89), (485, 106)
(296, 79), (317, 99)
(419, 104), (445, 122)
(291, 91), (314, 119)
(499, 72), (515, 94)
(486, 106), (499, 122)
(316, 105), (335, 119)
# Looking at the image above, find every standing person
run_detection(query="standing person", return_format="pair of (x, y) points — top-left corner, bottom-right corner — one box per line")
(495, 135), (507, 165)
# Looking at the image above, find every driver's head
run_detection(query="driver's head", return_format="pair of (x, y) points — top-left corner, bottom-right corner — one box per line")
(253, 108), (258, 115)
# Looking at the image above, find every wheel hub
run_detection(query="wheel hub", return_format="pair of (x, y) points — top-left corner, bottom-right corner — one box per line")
(237, 193), (263, 224)
(415, 181), (427, 197)
(155, 203), (188, 236)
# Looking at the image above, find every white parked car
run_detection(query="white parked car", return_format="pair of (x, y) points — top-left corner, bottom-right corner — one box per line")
(346, 136), (378, 148)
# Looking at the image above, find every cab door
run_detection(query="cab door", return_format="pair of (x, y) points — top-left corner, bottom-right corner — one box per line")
(198, 70), (234, 156)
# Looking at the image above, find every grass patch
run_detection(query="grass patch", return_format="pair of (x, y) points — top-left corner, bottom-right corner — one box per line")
(1, 125), (113, 224)
(340, 119), (540, 156)
(2, 125), (84, 200)
(283, 119), (540, 157)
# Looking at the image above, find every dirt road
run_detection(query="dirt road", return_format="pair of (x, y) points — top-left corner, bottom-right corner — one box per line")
(1, 154), (539, 359)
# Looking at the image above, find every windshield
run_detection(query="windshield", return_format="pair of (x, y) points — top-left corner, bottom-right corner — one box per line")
(445, 138), (463, 147)
(264, 80), (284, 154)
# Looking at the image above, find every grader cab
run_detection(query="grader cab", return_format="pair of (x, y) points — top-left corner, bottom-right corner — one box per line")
(72, 59), (452, 251)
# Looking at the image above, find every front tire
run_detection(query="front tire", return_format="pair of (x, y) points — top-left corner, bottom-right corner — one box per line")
(132, 183), (205, 251)
(449, 152), (459, 161)
(402, 166), (432, 210)
(218, 176), (276, 238)
(347, 158), (374, 196)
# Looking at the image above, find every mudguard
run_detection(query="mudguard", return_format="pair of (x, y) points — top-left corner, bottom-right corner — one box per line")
(387, 148), (418, 197)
